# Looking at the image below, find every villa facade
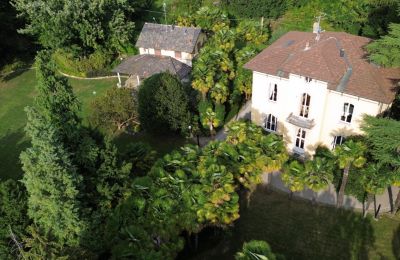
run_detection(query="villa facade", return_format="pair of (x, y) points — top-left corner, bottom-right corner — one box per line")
(244, 30), (400, 156)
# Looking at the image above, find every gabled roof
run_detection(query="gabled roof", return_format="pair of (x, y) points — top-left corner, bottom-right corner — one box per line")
(135, 23), (202, 53)
(244, 31), (400, 104)
(112, 55), (191, 80)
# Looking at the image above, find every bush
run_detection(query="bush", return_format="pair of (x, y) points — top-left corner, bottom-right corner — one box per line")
(53, 49), (115, 77)
(90, 87), (139, 134)
(138, 73), (192, 135)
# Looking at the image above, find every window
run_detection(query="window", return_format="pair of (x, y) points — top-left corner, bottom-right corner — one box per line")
(332, 135), (345, 149)
(341, 103), (354, 123)
(295, 128), (306, 149)
(305, 76), (312, 83)
(264, 114), (277, 132)
(175, 51), (182, 59)
(299, 93), (311, 118)
(269, 84), (277, 101)
(155, 49), (161, 56)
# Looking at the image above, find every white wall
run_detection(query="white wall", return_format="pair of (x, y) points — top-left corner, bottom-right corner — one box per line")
(318, 91), (386, 148)
(251, 71), (388, 156)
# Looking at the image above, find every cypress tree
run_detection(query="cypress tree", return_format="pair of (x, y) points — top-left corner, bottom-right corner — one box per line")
(20, 51), (85, 246)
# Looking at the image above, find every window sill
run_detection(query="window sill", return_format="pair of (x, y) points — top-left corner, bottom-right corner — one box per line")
(293, 147), (305, 154)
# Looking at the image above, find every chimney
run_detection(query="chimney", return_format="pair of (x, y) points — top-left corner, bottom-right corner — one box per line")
(340, 48), (345, 57)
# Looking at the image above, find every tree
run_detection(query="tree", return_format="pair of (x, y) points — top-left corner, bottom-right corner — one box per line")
(0, 179), (29, 259)
(334, 140), (367, 208)
(198, 101), (225, 136)
(367, 23), (400, 67)
(11, 0), (137, 56)
(90, 87), (139, 133)
(359, 163), (392, 217)
(362, 116), (400, 213)
(21, 105), (85, 246)
(235, 240), (279, 260)
(305, 157), (334, 194)
(138, 73), (192, 135)
(222, 0), (290, 19)
(20, 52), (85, 246)
(282, 159), (308, 197)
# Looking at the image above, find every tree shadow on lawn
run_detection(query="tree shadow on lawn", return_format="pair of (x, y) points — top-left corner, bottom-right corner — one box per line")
(393, 225), (400, 259)
(190, 186), (376, 260)
(0, 128), (29, 180)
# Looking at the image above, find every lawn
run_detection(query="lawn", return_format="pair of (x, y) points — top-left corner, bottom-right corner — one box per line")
(0, 69), (190, 180)
(0, 69), (115, 179)
(182, 186), (400, 260)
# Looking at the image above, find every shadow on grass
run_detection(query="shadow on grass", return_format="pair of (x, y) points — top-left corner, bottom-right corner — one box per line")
(1, 68), (31, 82)
(0, 128), (29, 180)
(112, 131), (191, 157)
(186, 186), (376, 260)
(393, 225), (400, 259)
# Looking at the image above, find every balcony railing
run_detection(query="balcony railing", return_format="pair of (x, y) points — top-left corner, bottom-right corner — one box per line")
(286, 113), (315, 129)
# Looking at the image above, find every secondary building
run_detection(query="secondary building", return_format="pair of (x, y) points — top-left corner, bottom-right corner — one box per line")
(113, 23), (205, 88)
(244, 30), (400, 157)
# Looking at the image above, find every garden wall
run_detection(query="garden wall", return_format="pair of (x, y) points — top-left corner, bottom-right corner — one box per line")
(262, 172), (398, 213)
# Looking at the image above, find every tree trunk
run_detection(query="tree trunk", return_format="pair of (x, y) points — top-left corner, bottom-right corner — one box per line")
(337, 166), (350, 208)
(289, 191), (293, 200)
(194, 233), (198, 251)
(209, 123), (214, 139)
(393, 189), (400, 215)
(364, 193), (374, 218)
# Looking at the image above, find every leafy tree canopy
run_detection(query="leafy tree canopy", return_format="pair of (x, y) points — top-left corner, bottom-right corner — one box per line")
(90, 87), (139, 134)
(138, 72), (192, 135)
(11, 0), (139, 55)
(367, 23), (400, 67)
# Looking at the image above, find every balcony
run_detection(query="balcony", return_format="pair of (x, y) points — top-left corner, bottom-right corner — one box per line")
(286, 113), (315, 129)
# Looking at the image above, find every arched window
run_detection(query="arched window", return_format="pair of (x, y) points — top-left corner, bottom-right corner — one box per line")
(341, 103), (354, 123)
(299, 93), (311, 118)
(264, 114), (277, 132)
(269, 84), (277, 101)
(332, 135), (345, 149)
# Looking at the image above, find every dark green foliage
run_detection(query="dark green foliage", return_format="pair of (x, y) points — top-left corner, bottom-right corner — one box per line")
(11, 0), (137, 56)
(361, 116), (400, 168)
(90, 87), (139, 134)
(222, 0), (290, 19)
(20, 52), (85, 246)
(21, 77), (84, 247)
(34, 51), (82, 151)
(94, 140), (132, 214)
(0, 0), (35, 69)
(105, 121), (288, 258)
(121, 142), (157, 175)
(0, 179), (29, 259)
(138, 73), (192, 135)
(367, 23), (400, 67)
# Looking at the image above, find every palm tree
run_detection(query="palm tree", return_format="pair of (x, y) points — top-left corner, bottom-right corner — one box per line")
(282, 160), (308, 199)
(305, 157), (334, 203)
(334, 140), (367, 208)
(235, 240), (277, 260)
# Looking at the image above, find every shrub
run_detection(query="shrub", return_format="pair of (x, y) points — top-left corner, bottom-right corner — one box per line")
(138, 73), (192, 135)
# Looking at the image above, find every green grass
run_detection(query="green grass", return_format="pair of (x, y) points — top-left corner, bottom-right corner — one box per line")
(0, 69), (190, 180)
(113, 131), (191, 157)
(187, 186), (400, 260)
(0, 69), (115, 180)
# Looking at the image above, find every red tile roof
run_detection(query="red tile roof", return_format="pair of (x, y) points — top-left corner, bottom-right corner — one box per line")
(244, 31), (400, 104)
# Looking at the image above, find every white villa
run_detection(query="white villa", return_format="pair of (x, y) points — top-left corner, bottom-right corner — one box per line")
(244, 28), (400, 157)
